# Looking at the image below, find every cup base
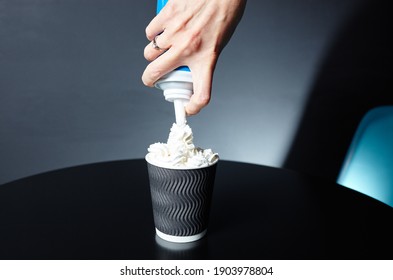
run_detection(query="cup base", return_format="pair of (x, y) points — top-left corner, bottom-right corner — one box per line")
(155, 228), (207, 243)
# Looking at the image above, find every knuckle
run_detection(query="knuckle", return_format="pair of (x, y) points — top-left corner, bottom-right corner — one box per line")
(141, 78), (149, 86)
(142, 66), (162, 87)
(145, 26), (154, 40)
(196, 93), (210, 107)
(181, 31), (202, 56)
(147, 67), (163, 84)
(185, 104), (199, 115)
(141, 75), (151, 86)
(144, 46), (154, 61)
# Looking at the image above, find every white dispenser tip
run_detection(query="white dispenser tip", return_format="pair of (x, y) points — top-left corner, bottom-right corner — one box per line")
(154, 71), (193, 126)
(174, 99), (186, 126)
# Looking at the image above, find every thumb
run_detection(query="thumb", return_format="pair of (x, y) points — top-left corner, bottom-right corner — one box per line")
(185, 63), (215, 115)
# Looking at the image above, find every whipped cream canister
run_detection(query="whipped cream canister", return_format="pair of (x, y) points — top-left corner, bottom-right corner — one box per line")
(154, 0), (193, 125)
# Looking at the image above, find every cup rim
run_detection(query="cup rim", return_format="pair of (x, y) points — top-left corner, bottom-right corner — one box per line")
(145, 154), (218, 170)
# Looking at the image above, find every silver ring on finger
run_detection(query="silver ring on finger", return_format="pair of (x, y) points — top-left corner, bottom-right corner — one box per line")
(152, 35), (165, 51)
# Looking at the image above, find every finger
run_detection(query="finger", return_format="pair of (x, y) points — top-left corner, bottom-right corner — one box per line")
(144, 33), (171, 62)
(185, 64), (215, 115)
(146, 18), (164, 41)
(142, 48), (182, 87)
(145, 3), (172, 40)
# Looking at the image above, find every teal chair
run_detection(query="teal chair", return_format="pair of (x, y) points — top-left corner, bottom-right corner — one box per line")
(337, 106), (393, 207)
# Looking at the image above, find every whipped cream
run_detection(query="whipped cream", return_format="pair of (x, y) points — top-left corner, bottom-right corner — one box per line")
(146, 123), (219, 169)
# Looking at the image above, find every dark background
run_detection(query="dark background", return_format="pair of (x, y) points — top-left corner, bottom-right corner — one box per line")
(1, 0), (392, 185)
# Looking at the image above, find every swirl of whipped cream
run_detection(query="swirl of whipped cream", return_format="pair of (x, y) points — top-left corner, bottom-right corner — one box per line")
(146, 123), (219, 169)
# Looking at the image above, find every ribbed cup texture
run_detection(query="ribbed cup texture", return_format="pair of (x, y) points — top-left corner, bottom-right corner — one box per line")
(147, 162), (217, 237)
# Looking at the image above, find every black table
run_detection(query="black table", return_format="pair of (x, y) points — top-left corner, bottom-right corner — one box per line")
(0, 159), (392, 260)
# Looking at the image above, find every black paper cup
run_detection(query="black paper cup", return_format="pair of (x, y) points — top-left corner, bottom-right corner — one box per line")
(146, 155), (217, 243)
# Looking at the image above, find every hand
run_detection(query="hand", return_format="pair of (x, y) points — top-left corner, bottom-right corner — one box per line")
(142, 0), (246, 115)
